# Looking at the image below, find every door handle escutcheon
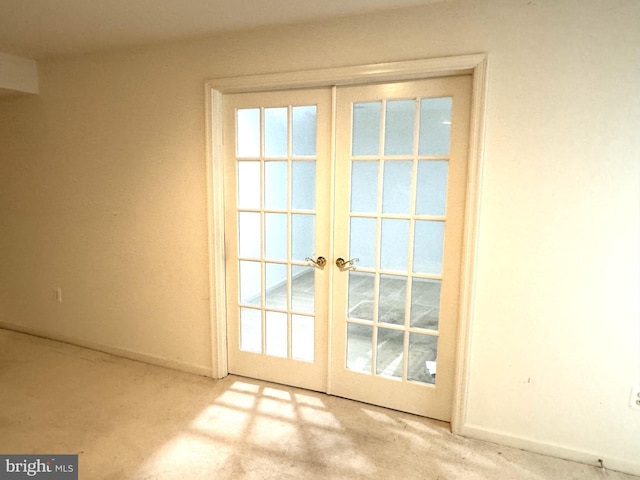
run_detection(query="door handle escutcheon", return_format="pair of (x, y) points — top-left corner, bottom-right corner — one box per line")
(306, 256), (327, 268)
(336, 257), (359, 269)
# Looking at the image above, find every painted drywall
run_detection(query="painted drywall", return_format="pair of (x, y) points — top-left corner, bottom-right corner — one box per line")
(0, 0), (638, 474)
(0, 52), (38, 95)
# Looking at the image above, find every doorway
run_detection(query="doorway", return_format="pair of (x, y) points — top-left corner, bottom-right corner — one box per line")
(206, 56), (486, 425)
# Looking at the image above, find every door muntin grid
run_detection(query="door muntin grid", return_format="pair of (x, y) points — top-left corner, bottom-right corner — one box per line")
(235, 105), (318, 363)
(346, 97), (452, 385)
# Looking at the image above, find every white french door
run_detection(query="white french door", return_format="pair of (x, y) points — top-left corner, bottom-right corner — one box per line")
(330, 76), (471, 419)
(223, 88), (332, 392)
(223, 75), (471, 421)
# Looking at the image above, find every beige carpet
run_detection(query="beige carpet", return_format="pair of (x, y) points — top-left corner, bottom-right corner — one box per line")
(0, 329), (635, 480)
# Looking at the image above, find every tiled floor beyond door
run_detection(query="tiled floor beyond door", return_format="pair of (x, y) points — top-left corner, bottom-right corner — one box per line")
(261, 270), (442, 384)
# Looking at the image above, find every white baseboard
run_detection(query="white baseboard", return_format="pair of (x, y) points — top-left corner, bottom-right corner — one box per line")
(0, 322), (213, 378)
(461, 423), (640, 477)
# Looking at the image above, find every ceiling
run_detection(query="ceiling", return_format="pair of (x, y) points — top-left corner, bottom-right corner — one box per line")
(0, 0), (445, 60)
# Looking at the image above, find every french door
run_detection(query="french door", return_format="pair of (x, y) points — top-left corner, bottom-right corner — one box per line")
(223, 75), (471, 421)
(223, 88), (332, 392)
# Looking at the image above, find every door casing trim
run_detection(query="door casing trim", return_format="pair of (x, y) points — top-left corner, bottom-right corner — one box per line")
(204, 54), (488, 434)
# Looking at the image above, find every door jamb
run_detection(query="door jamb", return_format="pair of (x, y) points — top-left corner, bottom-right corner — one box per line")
(204, 54), (488, 433)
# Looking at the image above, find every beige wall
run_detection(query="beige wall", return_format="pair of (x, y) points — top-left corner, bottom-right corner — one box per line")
(1, 0), (638, 474)
(0, 52), (39, 96)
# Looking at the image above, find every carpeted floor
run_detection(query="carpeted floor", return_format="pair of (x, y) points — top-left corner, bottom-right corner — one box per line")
(0, 328), (636, 480)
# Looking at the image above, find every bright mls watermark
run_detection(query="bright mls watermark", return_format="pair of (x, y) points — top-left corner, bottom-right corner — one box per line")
(0, 455), (77, 479)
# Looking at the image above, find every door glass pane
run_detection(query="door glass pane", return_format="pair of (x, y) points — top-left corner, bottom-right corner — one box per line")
(265, 311), (288, 357)
(347, 323), (372, 373)
(376, 328), (404, 378)
(237, 108), (260, 158)
(349, 217), (376, 268)
(351, 161), (378, 213)
(264, 107), (287, 157)
(413, 220), (445, 275)
(380, 219), (409, 271)
(240, 308), (262, 353)
(265, 263), (287, 310)
(416, 161), (448, 216)
(292, 315), (314, 362)
(238, 212), (260, 258)
(291, 214), (314, 262)
(265, 213), (287, 260)
(384, 100), (415, 155)
(237, 162), (260, 209)
(264, 161), (287, 210)
(352, 102), (381, 156)
(378, 274), (406, 326)
(419, 97), (452, 156)
(348, 272), (374, 321)
(382, 160), (412, 214)
(292, 265), (314, 313)
(239, 260), (261, 306)
(292, 106), (316, 157)
(292, 161), (315, 210)
(408, 333), (438, 384)
(410, 278), (441, 330)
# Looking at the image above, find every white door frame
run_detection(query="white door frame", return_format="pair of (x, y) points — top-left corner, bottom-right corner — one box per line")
(204, 54), (488, 433)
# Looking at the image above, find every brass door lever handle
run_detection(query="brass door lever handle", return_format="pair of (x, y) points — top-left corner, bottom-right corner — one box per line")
(335, 257), (359, 269)
(306, 256), (327, 268)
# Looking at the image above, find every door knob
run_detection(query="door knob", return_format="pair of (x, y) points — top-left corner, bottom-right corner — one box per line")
(336, 257), (359, 269)
(306, 256), (327, 268)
